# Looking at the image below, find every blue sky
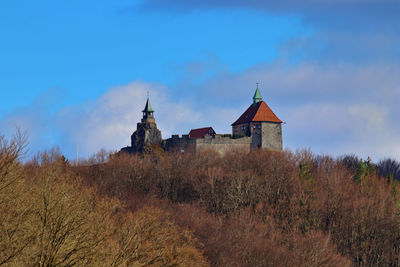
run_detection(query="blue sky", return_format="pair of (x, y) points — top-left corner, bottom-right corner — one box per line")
(1, 0), (399, 161)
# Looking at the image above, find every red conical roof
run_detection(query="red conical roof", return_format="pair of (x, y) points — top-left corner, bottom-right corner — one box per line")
(231, 101), (282, 126)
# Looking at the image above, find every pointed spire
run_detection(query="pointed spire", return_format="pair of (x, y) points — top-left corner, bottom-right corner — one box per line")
(253, 83), (262, 105)
(142, 97), (155, 113)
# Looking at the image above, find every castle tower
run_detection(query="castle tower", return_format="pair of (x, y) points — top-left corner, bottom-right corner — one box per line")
(130, 96), (162, 152)
(141, 97), (155, 123)
(231, 85), (283, 151)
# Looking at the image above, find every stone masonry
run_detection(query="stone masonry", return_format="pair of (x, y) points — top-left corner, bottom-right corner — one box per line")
(121, 97), (162, 153)
(121, 86), (283, 155)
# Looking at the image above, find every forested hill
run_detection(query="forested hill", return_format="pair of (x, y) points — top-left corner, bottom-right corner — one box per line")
(1, 133), (400, 266)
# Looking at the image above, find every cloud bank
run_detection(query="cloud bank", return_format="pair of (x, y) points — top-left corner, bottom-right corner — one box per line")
(1, 0), (398, 162)
(1, 82), (205, 159)
(54, 81), (206, 158)
(171, 56), (400, 160)
(1, 60), (398, 162)
(137, 0), (400, 64)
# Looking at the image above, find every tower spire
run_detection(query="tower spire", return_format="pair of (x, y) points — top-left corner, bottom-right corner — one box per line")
(142, 97), (154, 113)
(253, 83), (262, 105)
(142, 94), (155, 122)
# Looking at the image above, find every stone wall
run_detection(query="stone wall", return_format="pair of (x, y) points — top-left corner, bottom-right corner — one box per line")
(163, 134), (196, 153)
(232, 123), (251, 137)
(232, 122), (282, 151)
(128, 120), (282, 155)
(261, 122), (282, 150)
(164, 134), (252, 155)
(196, 135), (251, 154)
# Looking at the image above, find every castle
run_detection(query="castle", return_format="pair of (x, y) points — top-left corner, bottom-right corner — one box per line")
(121, 86), (283, 154)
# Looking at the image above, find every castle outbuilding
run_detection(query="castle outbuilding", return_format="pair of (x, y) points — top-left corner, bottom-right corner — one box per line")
(189, 127), (216, 139)
(121, 86), (283, 154)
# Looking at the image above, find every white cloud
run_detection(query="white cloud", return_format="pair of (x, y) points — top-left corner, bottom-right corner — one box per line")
(0, 82), (203, 159)
(0, 88), (65, 156)
(1, 62), (399, 163)
(55, 81), (202, 158)
(283, 103), (399, 160)
(174, 58), (400, 161)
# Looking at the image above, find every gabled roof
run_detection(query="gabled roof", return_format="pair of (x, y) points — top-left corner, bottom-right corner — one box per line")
(231, 101), (282, 126)
(189, 127), (216, 139)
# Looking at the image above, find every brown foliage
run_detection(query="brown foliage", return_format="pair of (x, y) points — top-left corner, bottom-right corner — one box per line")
(75, 148), (400, 266)
(0, 132), (32, 265)
(3, 132), (399, 266)
(108, 207), (208, 266)
(0, 137), (207, 266)
(164, 204), (350, 267)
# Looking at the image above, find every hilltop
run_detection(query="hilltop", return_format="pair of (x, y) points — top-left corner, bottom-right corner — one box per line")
(1, 132), (400, 266)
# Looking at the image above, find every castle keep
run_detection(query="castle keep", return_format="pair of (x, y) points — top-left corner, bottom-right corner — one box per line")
(121, 86), (282, 154)
(121, 97), (162, 153)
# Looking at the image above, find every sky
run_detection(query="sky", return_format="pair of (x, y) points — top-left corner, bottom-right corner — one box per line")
(1, 0), (399, 162)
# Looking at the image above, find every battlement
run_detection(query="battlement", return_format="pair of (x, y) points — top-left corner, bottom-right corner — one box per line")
(163, 134), (252, 154)
(164, 134), (196, 153)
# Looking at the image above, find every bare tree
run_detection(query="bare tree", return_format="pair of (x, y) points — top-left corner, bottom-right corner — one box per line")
(377, 158), (400, 181)
(0, 130), (31, 266)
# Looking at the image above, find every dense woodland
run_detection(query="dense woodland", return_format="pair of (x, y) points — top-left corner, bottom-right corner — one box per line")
(1, 132), (400, 266)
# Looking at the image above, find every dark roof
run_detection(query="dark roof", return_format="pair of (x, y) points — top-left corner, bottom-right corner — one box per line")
(189, 127), (216, 139)
(142, 97), (154, 113)
(231, 101), (282, 126)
